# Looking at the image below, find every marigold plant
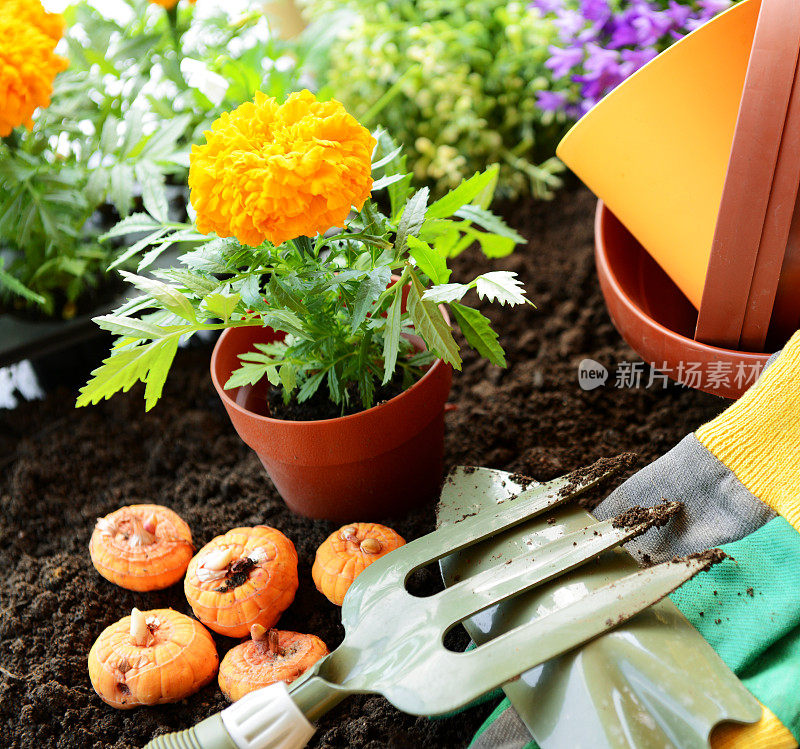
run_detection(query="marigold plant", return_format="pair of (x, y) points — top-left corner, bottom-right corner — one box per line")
(78, 92), (531, 413)
(0, 6), (67, 137)
(189, 90), (376, 247)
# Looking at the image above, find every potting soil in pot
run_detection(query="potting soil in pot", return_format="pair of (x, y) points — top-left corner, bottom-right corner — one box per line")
(0, 187), (728, 749)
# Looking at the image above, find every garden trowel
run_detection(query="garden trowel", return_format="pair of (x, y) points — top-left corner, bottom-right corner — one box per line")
(437, 464), (761, 749)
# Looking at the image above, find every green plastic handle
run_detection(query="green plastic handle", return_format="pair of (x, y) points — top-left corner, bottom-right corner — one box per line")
(144, 714), (238, 749)
(141, 679), (337, 749)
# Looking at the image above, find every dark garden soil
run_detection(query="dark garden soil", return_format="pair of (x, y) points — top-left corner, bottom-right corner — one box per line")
(0, 187), (728, 749)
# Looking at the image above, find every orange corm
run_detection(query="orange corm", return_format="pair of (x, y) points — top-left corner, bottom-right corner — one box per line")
(88, 608), (218, 709)
(188, 90), (376, 247)
(184, 525), (299, 637)
(0, 6), (68, 137)
(89, 504), (194, 591)
(312, 523), (406, 605)
(218, 625), (328, 702)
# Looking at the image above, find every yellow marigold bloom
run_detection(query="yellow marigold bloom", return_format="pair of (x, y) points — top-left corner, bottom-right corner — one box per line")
(0, 16), (68, 137)
(3, 0), (64, 42)
(189, 90), (376, 247)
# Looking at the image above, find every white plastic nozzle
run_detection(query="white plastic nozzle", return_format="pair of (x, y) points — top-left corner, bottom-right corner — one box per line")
(221, 682), (315, 749)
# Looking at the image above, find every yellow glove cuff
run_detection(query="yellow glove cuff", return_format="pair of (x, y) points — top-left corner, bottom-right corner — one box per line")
(696, 330), (800, 531)
(711, 703), (797, 749)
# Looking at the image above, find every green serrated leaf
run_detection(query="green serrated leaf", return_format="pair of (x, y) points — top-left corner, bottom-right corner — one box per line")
(119, 271), (197, 321)
(406, 270), (462, 369)
(154, 268), (218, 297)
(464, 227), (516, 259)
(225, 362), (270, 390)
(350, 266), (391, 334)
(0, 260), (47, 306)
(357, 333), (376, 408)
(109, 163), (135, 217)
(76, 334), (182, 411)
(144, 335), (181, 410)
(381, 283), (404, 384)
(475, 271), (529, 306)
(99, 115), (120, 154)
(426, 168), (499, 220)
(278, 363), (296, 393)
(396, 187), (428, 255)
(92, 315), (168, 339)
(450, 302), (506, 368)
(297, 370), (326, 402)
(371, 173), (407, 191)
(406, 236), (450, 285)
(109, 227), (170, 271)
(472, 164), (499, 210)
(202, 291), (242, 322)
(135, 162), (169, 222)
(456, 205), (524, 244)
(238, 274), (263, 307)
(101, 213), (160, 241)
(327, 364), (341, 403)
(267, 276), (308, 317)
(422, 282), (472, 304)
(179, 238), (238, 273)
(262, 308), (306, 338)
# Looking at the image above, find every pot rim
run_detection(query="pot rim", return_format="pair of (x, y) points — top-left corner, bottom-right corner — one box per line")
(210, 326), (451, 428)
(595, 200), (769, 362)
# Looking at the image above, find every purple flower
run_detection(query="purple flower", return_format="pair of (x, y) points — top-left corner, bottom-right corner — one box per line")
(620, 47), (658, 76)
(536, 90), (569, 111)
(666, 1), (692, 28)
(545, 45), (584, 78)
(553, 8), (589, 40)
(698, 0), (732, 17)
(529, 0), (563, 14)
(579, 0), (610, 24)
(535, 0), (733, 120)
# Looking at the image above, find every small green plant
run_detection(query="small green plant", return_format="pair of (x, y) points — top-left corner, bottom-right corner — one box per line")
(77, 123), (530, 413)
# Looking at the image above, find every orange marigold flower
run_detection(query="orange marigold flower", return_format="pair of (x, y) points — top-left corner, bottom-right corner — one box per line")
(189, 90), (376, 247)
(0, 15), (68, 137)
(3, 0), (64, 41)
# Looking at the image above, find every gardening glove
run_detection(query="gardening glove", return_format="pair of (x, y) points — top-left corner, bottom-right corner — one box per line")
(470, 329), (800, 749)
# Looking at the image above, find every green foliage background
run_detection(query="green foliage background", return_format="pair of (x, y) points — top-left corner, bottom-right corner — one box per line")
(305, 0), (567, 200)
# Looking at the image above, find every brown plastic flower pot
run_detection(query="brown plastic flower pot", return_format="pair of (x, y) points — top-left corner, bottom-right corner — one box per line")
(595, 201), (770, 400)
(210, 325), (453, 521)
(696, 0), (800, 349)
(770, 196), (800, 348)
(739, 58), (800, 352)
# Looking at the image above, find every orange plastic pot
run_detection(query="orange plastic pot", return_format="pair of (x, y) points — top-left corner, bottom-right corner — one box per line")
(210, 326), (453, 521)
(595, 202), (770, 400)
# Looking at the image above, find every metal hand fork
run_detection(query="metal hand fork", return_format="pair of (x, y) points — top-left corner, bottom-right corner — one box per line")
(147, 462), (721, 749)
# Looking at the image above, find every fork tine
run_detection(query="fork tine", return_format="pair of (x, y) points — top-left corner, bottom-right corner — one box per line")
(436, 502), (681, 626)
(386, 459), (629, 575)
(434, 550), (726, 712)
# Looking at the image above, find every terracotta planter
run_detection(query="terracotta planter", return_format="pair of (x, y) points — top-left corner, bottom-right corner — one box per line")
(210, 325), (453, 521)
(595, 201), (770, 400)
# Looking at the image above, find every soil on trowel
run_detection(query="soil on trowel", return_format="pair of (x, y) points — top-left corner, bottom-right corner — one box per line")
(555, 452), (637, 498)
(611, 500), (683, 531)
(0, 188), (729, 748)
